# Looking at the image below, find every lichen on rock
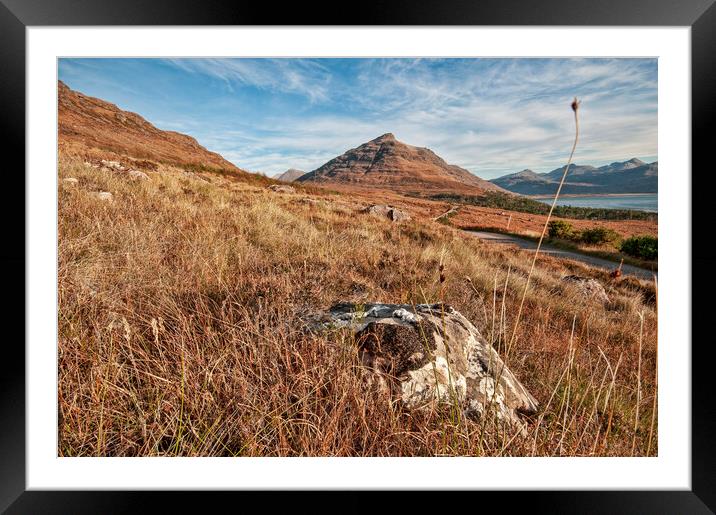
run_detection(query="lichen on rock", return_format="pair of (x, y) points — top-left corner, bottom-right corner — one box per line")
(310, 302), (538, 432)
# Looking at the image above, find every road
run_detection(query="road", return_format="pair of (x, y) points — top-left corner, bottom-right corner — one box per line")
(466, 230), (657, 280)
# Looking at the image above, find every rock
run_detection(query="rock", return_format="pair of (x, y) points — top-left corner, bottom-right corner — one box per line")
(296, 198), (322, 206)
(182, 171), (209, 183)
(365, 204), (411, 222)
(62, 177), (79, 186)
(127, 169), (150, 181)
(268, 184), (296, 194)
(94, 191), (114, 202)
(561, 275), (610, 303)
(311, 302), (538, 431)
(101, 159), (124, 171)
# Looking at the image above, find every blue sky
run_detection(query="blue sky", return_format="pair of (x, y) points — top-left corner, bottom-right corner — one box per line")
(58, 58), (657, 179)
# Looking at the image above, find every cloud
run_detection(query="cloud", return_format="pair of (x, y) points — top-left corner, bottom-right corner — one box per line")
(163, 58), (332, 103)
(61, 57), (657, 178)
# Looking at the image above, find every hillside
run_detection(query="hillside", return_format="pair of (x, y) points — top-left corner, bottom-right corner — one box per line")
(491, 159), (658, 195)
(58, 81), (245, 173)
(57, 84), (658, 458)
(58, 154), (657, 457)
(298, 133), (506, 195)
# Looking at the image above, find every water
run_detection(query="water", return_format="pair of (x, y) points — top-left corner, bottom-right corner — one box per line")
(532, 193), (657, 212)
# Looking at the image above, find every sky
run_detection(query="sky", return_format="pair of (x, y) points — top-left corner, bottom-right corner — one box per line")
(58, 58), (657, 179)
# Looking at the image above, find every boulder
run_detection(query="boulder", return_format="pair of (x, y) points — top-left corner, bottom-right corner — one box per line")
(311, 302), (538, 431)
(561, 275), (610, 304)
(94, 191), (114, 202)
(182, 171), (209, 183)
(62, 177), (79, 186)
(127, 169), (150, 181)
(365, 204), (411, 222)
(268, 184), (296, 194)
(100, 159), (124, 170)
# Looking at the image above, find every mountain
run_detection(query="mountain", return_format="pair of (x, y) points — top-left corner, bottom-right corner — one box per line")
(490, 159), (657, 195)
(58, 81), (245, 173)
(297, 133), (506, 195)
(274, 169), (306, 182)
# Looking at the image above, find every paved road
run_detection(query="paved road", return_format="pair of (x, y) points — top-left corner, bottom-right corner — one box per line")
(466, 230), (657, 280)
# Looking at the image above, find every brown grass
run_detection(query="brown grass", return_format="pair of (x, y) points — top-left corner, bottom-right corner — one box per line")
(58, 155), (657, 457)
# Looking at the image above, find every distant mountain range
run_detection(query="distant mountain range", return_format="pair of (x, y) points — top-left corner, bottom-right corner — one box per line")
(490, 158), (657, 195)
(274, 169), (306, 182)
(58, 81), (656, 199)
(298, 133), (505, 195)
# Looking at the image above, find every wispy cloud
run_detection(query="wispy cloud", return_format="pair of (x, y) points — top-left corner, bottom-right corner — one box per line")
(163, 58), (332, 103)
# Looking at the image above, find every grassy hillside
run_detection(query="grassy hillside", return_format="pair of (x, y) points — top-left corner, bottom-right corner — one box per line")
(58, 156), (657, 457)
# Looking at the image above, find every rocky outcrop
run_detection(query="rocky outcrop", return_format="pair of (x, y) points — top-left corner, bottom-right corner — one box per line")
(268, 184), (296, 194)
(561, 275), (610, 303)
(310, 303), (538, 431)
(128, 170), (150, 181)
(90, 159), (150, 181)
(94, 191), (114, 202)
(365, 204), (411, 222)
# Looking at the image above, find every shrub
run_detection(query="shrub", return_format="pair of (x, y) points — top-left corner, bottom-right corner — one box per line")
(620, 235), (658, 260)
(579, 227), (621, 245)
(548, 220), (576, 240)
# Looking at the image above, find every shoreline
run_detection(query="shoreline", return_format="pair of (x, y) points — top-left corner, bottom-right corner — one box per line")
(529, 192), (657, 199)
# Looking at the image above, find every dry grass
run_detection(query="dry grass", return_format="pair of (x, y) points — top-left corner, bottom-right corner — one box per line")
(58, 156), (657, 457)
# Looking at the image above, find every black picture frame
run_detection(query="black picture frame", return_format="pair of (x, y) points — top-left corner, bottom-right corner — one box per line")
(2, 0), (713, 512)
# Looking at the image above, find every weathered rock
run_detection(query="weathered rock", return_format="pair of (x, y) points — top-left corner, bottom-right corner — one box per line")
(127, 169), (150, 181)
(182, 171), (209, 183)
(101, 159), (124, 171)
(312, 302), (538, 431)
(561, 275), (610, 303)
(62, 177), (79, 186)
(365, 204), (411, 222)
(268, 184), (296, 194)
(94, 191), (114, 202)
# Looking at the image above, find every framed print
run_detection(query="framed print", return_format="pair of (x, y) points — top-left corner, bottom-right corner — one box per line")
(2, 0), (713, 512)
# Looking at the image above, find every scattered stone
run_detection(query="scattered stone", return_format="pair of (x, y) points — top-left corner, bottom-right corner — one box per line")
(101, 159), (124, 171)
(268, 184), (296, 194)
(94, 191), (114, 202)
(127, 169), (150, 181)
(365, 204), (411, 222)
(434, 206), (459, 222)
(310, 302), (538, 431)
(182, 171), (209, 183)
(561, 275), (610, 304)
(62, 177), (79, 186)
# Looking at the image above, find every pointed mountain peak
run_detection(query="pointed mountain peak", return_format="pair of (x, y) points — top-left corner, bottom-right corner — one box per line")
(373, 132), (396, 143)
(298, 134), (506, 194)
(275, 168), (306, 182)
